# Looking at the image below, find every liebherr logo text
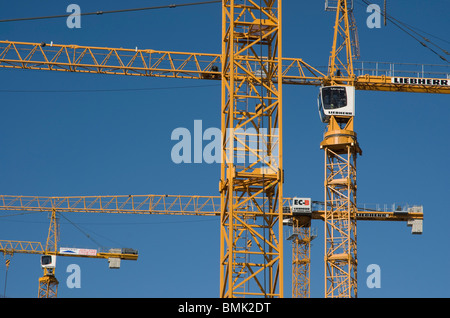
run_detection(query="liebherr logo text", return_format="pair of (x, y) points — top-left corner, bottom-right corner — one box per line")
(391, 77), (449, 86)
(223, 302), (271, 313)
(328, 111), (352, 115)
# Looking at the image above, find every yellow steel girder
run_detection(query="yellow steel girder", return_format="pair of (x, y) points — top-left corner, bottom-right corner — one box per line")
(0, 40), (448, 94)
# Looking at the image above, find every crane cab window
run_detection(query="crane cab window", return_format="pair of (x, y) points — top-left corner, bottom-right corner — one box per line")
(321, 86), (348, 109)
(41, 255), (52, 265)
(40, 255), (56, 269)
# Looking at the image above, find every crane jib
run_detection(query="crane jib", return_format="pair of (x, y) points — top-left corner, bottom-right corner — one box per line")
(391, 77), (449, 86)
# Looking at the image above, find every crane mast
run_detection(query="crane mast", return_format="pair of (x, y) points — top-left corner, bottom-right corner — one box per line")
(220, 0), (283, 298)
(328, 0), (355, 83)
(38, 208), (60, 297)
(286, 215), (315, 298)
(321, 123), (360, 298)
(322, 0), (359, 298)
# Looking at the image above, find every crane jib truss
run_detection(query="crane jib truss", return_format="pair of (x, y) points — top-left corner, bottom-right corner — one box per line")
(0, 194), (424, 223)
(0, 193), (423, 298)
(0, 206), (138, 298)
(0, 40), (449, 94)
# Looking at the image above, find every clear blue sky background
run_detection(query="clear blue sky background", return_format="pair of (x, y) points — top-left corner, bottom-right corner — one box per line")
(0, 0), (448, 298)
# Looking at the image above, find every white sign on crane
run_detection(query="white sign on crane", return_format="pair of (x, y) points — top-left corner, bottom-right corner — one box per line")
(292, 198), (312, 215)
(59, 247), (97, 256)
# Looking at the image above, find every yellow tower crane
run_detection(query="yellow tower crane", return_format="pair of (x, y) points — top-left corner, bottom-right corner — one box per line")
(0, 1), (447, 298)
(0, 207), (138, 298)
(219, 1), (284, 298)
(320, 0), (360, 298)
(0, 194), (423, 297)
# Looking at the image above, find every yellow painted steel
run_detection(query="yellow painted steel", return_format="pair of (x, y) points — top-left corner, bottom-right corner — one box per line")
(328, 0), (355, 85)
(288, 216), (312, 298)
(219, 0), (284, 298)
(321, 124), (361, 298)
(0, 194), (222, 216)
(0, 40), (321, 85)
(0, 194), (423, 221)
(0, 40), (448, 94)
(38, 270), (58, 298)
(0, 193), (422, 297)
(355, 75), (450, 94)
(0, 208), (138, 298)
(39, 209), (59, 298)
(0, 239), (138, 260)
(322, 0), (359, 298)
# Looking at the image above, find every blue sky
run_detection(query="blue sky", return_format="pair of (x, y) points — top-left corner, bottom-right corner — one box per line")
(0, 0), (449, 298)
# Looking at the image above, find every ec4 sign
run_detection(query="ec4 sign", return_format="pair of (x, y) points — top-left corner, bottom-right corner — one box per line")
(292, 198), (312, 215)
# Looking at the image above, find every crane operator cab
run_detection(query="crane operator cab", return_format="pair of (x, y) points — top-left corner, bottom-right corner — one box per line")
(318, 85), (355, 123)
(41, 255), (56, 270)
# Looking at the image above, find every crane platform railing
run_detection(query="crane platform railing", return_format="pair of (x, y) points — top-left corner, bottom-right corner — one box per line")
(355, 61), (450, 79)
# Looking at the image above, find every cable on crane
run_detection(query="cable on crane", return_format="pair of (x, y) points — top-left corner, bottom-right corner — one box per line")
(357, 0), (449, 63)
(3, 258), (11, 298)
(0, 1), (221, 23)
(58, 213), (107, 249)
